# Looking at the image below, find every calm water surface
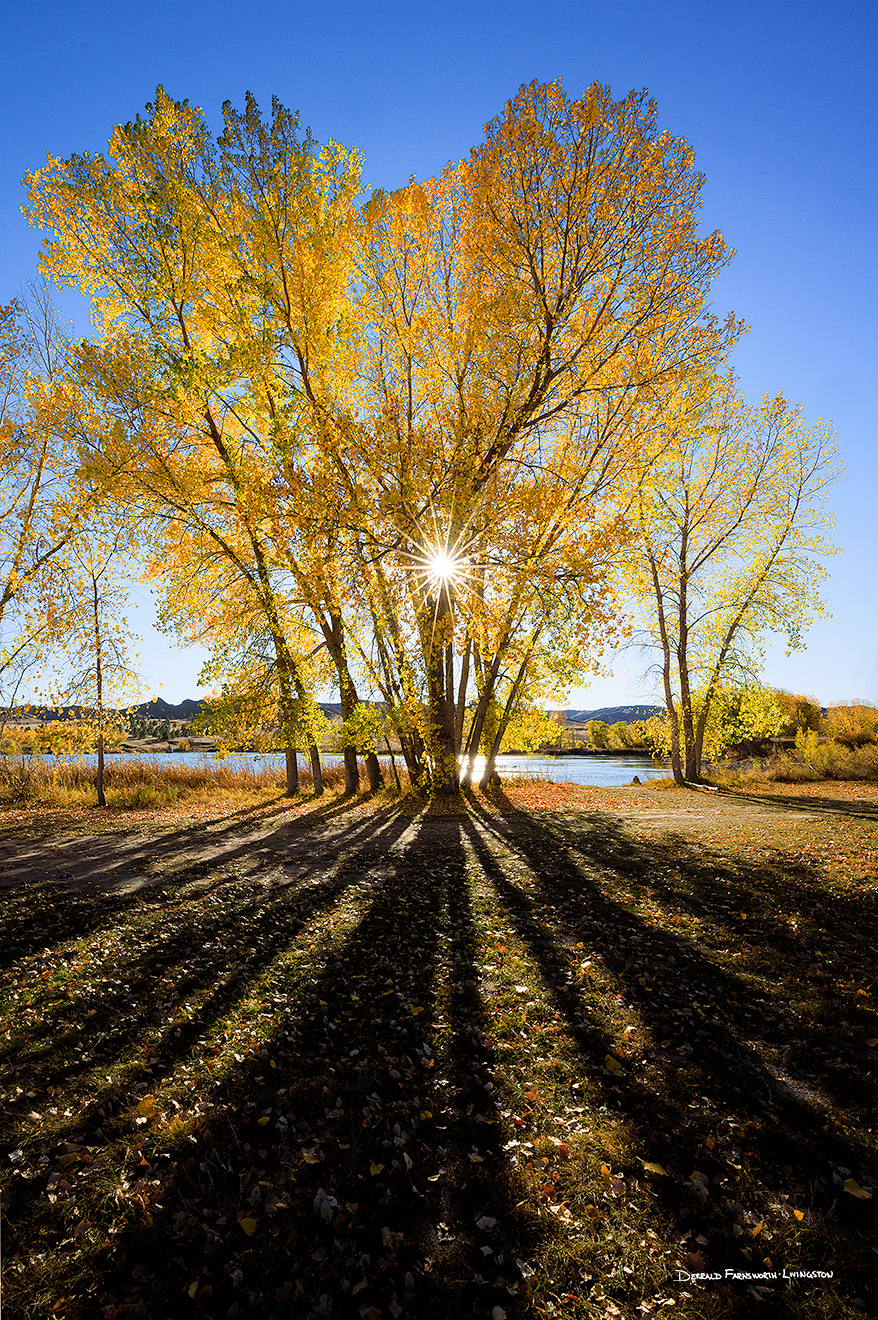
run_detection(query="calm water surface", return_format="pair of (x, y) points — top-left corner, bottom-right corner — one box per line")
(41, 750), (668, 787)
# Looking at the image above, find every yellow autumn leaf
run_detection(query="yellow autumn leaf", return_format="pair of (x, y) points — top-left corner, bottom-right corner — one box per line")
(751, 1219), (764, 1238)
(370, 1162), (384, 1176)
(137, 1096), (155, 1117)
(600, 1164), (612, 1179)
(257, 1115), (271, 1126)
(642, 1161), (668, 1176)
(604, 1054), (622, 1072)
(843, 1178), (872, 1200)
(239, 1217), (258, 1236)
(793, 1209), (804, 1221)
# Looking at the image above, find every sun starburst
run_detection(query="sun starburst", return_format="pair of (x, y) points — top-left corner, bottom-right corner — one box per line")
(423, 547), (466, 589)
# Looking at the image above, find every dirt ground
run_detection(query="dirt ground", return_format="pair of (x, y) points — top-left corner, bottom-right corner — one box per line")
(1, 780), (877, 897)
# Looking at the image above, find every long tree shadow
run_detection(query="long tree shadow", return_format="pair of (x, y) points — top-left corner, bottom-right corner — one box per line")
(2, 810), (539, 1320)
(462, 791), (876, 1313)
(0, 793), (396, 971)
(715, 784), (878, 820)
(0, 804), (417, 1152)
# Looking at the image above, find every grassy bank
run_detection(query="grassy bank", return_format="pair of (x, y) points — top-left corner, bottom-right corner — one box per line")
(711, 741), (878, 789)
(0, 756), (363, 812)
(1, 784), (875, 1318)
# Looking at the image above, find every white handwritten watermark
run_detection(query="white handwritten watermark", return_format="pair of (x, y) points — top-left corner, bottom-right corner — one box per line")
(675, 1268), (833, 1282)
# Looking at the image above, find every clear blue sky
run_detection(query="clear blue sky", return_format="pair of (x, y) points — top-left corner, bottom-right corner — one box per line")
(2, 0), (875, 708)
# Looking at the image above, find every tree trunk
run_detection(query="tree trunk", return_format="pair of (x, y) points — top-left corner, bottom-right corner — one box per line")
(96, 731), (105, 808)
(364, 751), (383, 792)
(400, 730), (427, 782)
(309, 744), (324, 796)
(342, 747), (359, 794)
(646, 547), (685, 785)
(321, 610), (368, 794)
(454, 634), (472, 754)
(425, 590), (458, 791)
(676, 531), (701, 783)
(478, 650), (531, 790)
(384, 737), (402, 792)
(462, 650), (503, 786)
(93, 572), (106, 807)
(285, 748), (299, 795)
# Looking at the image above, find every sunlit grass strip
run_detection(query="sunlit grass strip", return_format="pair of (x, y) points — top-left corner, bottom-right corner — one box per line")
(461, 820), (651, 1050)
(448, 839), (687, 1314)
(0, 883), (384, 1311)
(0, 872), (382, 1157)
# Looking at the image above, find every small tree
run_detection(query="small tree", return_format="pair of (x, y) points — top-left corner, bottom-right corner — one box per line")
(586, 720), (610, 749)
(627, 374), (837, 783)
(607, 720), (632, 749)
(47, 528), (141, 805)
(773, 690), (823, 736)
(499, 704), (562, 754)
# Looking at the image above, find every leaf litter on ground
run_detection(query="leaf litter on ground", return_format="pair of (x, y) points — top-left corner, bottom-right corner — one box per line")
(0, 779), (876, 1318)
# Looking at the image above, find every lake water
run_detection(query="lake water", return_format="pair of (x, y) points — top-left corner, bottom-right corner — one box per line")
(36, 750), (668, 787)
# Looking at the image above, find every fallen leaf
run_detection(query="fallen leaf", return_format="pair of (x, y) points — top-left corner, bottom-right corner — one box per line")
(843, 1178), (872, 1200)
(137, 1096), (155, 1117)
(642, 1161), (668, 1176)
(257, 1116), (271, 1127)
(370, 1162), (384, 1176)
(604, 1054), (622, 1072)
(751, 1219), (764, 1238)
(794, 1209), (804, 1221)
(239, 1217), (258, 1236)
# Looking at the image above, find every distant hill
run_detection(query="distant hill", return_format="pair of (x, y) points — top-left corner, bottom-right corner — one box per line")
(554, 705), (664, 724)
(134, 698), (353, 721)
(133, 697), (207, 719)
(16, 698), (663, 726)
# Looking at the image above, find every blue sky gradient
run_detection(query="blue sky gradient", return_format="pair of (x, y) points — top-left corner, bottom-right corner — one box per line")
(2, 0), (875, 706)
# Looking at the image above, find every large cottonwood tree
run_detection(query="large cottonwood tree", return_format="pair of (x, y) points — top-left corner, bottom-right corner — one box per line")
(28, 81), (743, 791)
(329, 82), (740, 786)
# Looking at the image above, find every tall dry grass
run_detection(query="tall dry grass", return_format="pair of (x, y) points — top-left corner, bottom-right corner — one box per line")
(0, 755), (381, 808)
(712, 739), (878, 788)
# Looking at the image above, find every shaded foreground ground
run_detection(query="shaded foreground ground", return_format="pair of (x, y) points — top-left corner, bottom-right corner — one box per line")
(1, 782), (876, 1319)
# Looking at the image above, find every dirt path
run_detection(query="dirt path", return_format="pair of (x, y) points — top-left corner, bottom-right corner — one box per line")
(2, 781), (877, 895)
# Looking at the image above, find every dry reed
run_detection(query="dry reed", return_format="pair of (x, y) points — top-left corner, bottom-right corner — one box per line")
(0, 754), (375, 807)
